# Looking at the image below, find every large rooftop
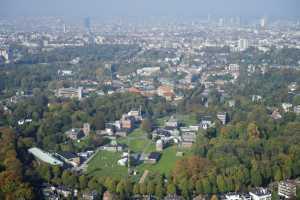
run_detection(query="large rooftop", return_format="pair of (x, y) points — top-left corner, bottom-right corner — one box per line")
(28, 147), (64, 166)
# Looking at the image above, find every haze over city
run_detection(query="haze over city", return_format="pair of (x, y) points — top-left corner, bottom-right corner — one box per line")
(1, 0), (300, 200)
(1, 0), (300, 20)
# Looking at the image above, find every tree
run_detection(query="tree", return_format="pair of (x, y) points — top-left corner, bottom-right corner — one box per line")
(274, 168), (282, 182)
(141, 118), (153, 133)
(116, 180), (126, 198)
(202, 178), (212, 194)
(167, 183), (176, 195)
(247, 122), (261, 139)
(147, 181), (155, 195)
(52, 165), (62, 178)
(251, 168), (262, 186)
(195, 180), (203, 194)
(216, 175), (226, 192)
(62, 171), (77, 188)
(105, 178), (117, 193)
(139, 183), (147, 195)
(92, 112), (105, 130)
(133, 184), (139, 195)
(79, 175), (88, 189)
(155, 183), (164, 199)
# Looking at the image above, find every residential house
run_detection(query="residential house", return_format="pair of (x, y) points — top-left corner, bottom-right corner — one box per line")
(271, 110), (282, 120)
(144, 152), (161, 164)
(165, 116), (178, 128)
(223, 193), (251, 200)
(294, 105), (300, 115)
(288, 82), (298, 92)
(101, 141), (124, 152)
(278, 180), (297, 199)
(56, 87), (83, 100)
(199, 116), (214, 130)
(217, 112), (228, 125)
(82, 190), (98, 200)
(65, 128), (85, 140)
(121, 115), (134, 130)
(157, 85), (175, 101)
(181, 132), (196, 148)
(164, 194), (184, 200)
(156, 139), (165, 151)
(252, 95), (262, 102)
(56, 186), (73, 198)
(83, 123), (90, 137)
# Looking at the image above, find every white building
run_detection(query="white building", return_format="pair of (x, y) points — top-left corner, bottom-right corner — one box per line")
(57, 87), (83, 100)
(249, 188), (271, 200)
(137, 67), (160, 76)
(238, 39), (249, 51)
(260, 17), (267, 28)
(0, 48), (10, 63)
(278, 180), (297, 199)
(224, 193), (251, 200)
(282, 103), (293, 112)
(294, 105), (300, 115)
(117, 157), (128, 166)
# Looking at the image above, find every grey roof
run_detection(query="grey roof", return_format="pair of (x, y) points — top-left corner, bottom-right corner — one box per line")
(28, 147), (63, 166)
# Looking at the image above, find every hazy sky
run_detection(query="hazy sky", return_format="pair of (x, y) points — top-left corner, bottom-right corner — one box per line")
(1, 0), (300, 20)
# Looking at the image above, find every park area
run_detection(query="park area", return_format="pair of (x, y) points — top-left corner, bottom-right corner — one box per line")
(86, 116), (194, 179)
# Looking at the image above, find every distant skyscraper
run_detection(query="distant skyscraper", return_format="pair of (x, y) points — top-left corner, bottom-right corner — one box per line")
(84, 17), (91, 33)
(207, 14), (211, 23)
(235, 17), (241, 26)
(260, 17), (267, 28)
(218, 18), (224, 26)
(63, 24), (67, 33)
(238, 39), (249, 51)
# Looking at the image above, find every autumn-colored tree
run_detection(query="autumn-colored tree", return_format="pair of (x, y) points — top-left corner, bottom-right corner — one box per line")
(247, 122), (261, 139)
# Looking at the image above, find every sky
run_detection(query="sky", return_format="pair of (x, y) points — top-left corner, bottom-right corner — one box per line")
(1, 0), (300, 20)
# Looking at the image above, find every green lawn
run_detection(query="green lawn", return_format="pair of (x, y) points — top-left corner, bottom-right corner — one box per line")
(86, 146), (190, 179)
(136, 146), (191, 175)
(117, 129), (155, 153)
(86, 128), (193, 179)
(86, 151), (127, 179)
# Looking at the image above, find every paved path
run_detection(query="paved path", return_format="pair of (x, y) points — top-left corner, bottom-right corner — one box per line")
(139, 170), (149, 184)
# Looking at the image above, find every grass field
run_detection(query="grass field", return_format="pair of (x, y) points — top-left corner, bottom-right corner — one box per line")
(86, 145), (191, 179)
(117, 129), (156, 153)
(86, 126), (193, 179)
(136, 146), (191, 175)
(86, 151), (127, 179)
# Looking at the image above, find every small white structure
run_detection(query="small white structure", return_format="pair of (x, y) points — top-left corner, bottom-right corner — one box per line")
(156, 139), (164, 151)
(249, 188), (271, 200)
(117, 157), (128, 166)
(282, 103), (293, 112)
(294, 105), (300, 115)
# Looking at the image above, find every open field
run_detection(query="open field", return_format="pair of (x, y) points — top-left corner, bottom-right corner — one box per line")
(86, 151), (127, 179)
(87, 126), (192, 179)
(86, 145), (191, 179)
(117, 128), (156, 153)
(136, 146), (192, 175)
